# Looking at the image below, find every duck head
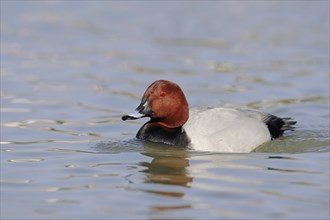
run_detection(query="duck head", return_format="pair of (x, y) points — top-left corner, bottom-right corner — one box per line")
(122, 80), (189, 128)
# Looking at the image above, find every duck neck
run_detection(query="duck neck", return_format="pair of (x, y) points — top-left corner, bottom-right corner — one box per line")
(136, 122), (190, 147)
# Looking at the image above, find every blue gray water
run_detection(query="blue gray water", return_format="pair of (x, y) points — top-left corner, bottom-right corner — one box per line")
(1, 1), (329, 219)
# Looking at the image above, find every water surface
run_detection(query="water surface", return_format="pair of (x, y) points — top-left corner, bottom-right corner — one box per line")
(1, 1), (329, 219)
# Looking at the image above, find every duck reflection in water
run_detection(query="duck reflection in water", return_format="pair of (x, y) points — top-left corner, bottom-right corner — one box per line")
(140, 143), (193, 187)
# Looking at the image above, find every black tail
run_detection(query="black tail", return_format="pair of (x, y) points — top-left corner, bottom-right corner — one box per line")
(263, 115), (297, 139)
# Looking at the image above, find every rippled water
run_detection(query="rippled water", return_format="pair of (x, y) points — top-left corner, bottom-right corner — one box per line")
(1, 1), (329, 219)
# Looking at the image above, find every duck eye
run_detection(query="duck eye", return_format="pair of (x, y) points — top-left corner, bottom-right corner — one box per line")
(160, 92), (166, 97)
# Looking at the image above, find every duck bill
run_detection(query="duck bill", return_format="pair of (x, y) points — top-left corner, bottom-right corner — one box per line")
(122, 112), (146, 121)
(122, 97), (151, 121)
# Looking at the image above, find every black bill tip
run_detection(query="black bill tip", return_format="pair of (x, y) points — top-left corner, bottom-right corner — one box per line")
(122, 115), (134, 121)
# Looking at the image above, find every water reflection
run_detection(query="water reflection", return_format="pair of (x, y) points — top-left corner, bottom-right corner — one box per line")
(139, 147), (193, 214)
(152, 204), (192, 212)
(141, 145), (193, 187)
(140, 156), (193, 186)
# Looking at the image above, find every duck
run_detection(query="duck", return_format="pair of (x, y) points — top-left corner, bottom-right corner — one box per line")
(122, 80), (296, 152)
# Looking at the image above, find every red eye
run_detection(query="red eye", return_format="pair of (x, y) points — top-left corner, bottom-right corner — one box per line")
(160, 92), (166, 97)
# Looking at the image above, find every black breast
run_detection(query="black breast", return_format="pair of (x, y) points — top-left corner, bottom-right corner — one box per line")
(136, 123), (190, 147)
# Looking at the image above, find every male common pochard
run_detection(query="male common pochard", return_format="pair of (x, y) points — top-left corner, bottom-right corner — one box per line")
(122, 80), (296, 152)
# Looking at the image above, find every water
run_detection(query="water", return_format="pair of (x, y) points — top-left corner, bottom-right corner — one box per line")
(1, 1), (329, 219)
